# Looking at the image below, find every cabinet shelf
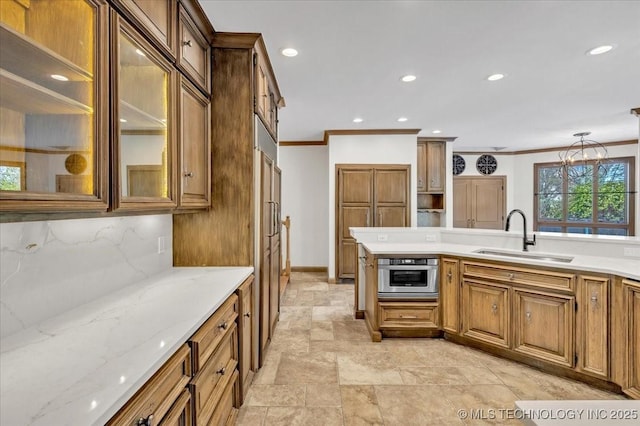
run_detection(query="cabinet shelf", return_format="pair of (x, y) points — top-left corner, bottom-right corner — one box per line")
(120, 101), (167, 130)
(0, 69), (93, 115)
(0, 23), (93, 83)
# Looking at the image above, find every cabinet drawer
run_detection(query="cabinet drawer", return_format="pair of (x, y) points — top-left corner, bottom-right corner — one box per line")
(159, 388), (192, 426)
(208, 370), (239, 426)
(378, 302), (439, 329)
(190, 294), (238, 373)
(178, 5), (210, 94)
(462, 261), (575, 292)
(107, 345), (191, 425)
(191, 324), (238, 425)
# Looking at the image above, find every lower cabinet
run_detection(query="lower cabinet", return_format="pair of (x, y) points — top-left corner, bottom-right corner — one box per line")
(441, 258), (460, 334)
(461, 280), (510, 349)
(378, 301), (439, 329)
(577, 275), (609, 378)
(512, 288), (574, 368)
(107, 275), (256, 425)
(622, 279), (640, 399)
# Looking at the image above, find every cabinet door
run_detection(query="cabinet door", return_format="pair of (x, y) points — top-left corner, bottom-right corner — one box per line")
(577, 275), (609, 378)
(462, 280), (510, 348)
(376, 206), (406, 227)
(453, 179), (472, 228)
(178, 77), (210, 208)
(441, 258), (460, 334)
(417, 141), (427, 192)
(341, 169), (373, 204)
(159, 389), (192, 426)
(111, 0), (176, 58)
(513, 289), (575, 368)
(472, 178), (504, 229)
(177, 5), (210, 94)
(254, 57), (269, 123)
(623, 280), (640, 399)
(113, 15), (177, 210)
(375, 169), (407, 204)
(259, 248), (271, 366)
(426, 141), (445, 192)
(237, 277), (254, 404)
(270, 238), (281, 335)
(0, 0), (109, 212)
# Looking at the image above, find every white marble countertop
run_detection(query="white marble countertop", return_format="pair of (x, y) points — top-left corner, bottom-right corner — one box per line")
(0, 266), (253, 426)
(515, 400), (640, 425)
(361, 242), (640, 281)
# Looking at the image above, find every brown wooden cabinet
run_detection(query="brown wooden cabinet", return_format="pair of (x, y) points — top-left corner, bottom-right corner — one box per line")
(161, 388), (193, 426)
(0, 0), (110, 212)
(236, 276), (255, 404)
(254, 43), (281, 139)
(378, 301), (439, 329)
(441, 258), (460, 334)
(513, 288), (575, 368)
(577, 275), (609, 378)
(177, 3), (211, 95)
(453, 176), (505, 229)
(622, 279), (640, 399)
(461, 279), (510, 349)
(416, 137), (454, 211)
(336, 165), (410, 279)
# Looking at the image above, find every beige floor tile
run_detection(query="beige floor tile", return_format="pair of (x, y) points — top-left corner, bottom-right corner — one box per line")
(236, 406), (267, 426)
(340, 385), (384, 426)
(264, 407), (343, 426)
(444, 384), (523, 425)
(337, 352), (403, 385)
(332, 320), (370, 341)
(244, 384), (306, 407)
(312, 305), (354, 321)
(253, 352), (281, 385)
(305, 383), (342, 407)
(274, 351), (338, 384)
(310, 320), (334, 341)
(268, 328), (310, 354)
(399, 366), (471, 385)
(459, 366), (504, 385)
(309, 340), (387, 353)
(277, 306), (312, 330)
(375, 385), (462, 425)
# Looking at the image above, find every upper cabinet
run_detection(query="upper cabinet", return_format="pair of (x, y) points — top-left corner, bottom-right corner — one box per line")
(1, 0), (213, 217)
(0, 0), (109, 212)
(112, 13), (177, 210)
(253, 39), (283, 139)
(417, 137), (455, 211)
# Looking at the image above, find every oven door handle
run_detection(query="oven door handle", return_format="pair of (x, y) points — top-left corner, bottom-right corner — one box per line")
(378, 265), (438, 271)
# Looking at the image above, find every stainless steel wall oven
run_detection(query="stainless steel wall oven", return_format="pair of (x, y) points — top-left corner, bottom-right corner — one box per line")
(378, 257), (439, 298)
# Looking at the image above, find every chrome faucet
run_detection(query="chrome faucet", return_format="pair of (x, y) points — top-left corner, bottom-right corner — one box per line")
(505, 209), (536, 252)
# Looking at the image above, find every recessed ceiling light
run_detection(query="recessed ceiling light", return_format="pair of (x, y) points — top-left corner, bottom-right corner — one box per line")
(135, 48), (146, 57)
(353, 118), (363, 123)
(401, 75), (416, 82)
(397, 117), (408, 122)
(281, 48), (298, 57)
(587, 45), (614, 55)
(432, 130), (442, 134)
(51, 74), (68, 81)
(487, 73), (505, 81)
(119, 118), (127, 123)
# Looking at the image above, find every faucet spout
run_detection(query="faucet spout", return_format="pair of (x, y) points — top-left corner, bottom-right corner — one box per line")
(505, 209), (536, 252)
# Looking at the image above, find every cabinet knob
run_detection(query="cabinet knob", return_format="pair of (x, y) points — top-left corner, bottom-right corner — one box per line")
(491, 303), (498, 313)
(508, 273), (515, 280)
(184, 172), (194, 178)
(447, 271), (453, 282)
(218, 321), (228, 330)
(216, 366), (226, 375)
(244, 312), (251, 318)
(591, 295), (598, 303)
(137, 415), (154, 426)
(418, 178), (423, 186)
(526, 311), (532, 322)
(183, 39), (193, 47)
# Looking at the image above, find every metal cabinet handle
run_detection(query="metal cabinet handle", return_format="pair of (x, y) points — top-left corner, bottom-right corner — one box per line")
(244, 312), (251, 318)
(218, 321), (228, 330)
(216, 366), (226, 375)
(591, 295), (598, 303)
(418, 178), (423, 186)
(508, 273), (515, 280)
(366, 211), (370, 227)
(366, 263), (374, 268)
(378, 212), (383, 226)
(184, 172), (194, 178)
(183, 39), (193, 47)
(467, 218), (471, 228)
(399, 315), (417, 319)
(447, 271), (453, 282)
(137, 415), (154, 426)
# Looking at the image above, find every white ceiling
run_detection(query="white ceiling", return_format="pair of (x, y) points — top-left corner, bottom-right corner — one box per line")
(200, 0), (640, 151)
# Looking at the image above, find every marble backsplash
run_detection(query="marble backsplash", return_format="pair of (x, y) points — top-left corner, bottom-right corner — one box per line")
(0, 214), (172, 338)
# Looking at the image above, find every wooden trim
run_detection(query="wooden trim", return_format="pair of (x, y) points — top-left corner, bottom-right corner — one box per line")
(324, 128), (421, 144)
(631, 108), (640, 117)
(179, 0), (215, 40)
(355, 310), (365, 319)
(280, 140), (326, 146)
(0, 146), (90, 155)
(417, 136), (457, 143)
(290, 266), (328, 273)
(328, 278), (337, 284)
(212, 32), (261, 49)
(121, 129), (166, 136)
(454, 139), (638, 156)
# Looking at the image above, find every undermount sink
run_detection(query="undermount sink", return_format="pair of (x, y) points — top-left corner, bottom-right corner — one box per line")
(473, 249), (574, 263)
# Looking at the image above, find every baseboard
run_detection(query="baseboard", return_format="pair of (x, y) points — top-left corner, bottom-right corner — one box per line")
(290, 266), (328, 273)
(328, 278), (337, 284)
(355, 310), (365, 319)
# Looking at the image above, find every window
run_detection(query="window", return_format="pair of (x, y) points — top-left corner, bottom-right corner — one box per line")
(0, 161), (26, 191)
(534, 157), (635, 236)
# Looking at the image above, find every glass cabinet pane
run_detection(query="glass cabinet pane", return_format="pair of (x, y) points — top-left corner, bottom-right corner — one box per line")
(117, 27), (170, 201)
(0, 0), (98, 196)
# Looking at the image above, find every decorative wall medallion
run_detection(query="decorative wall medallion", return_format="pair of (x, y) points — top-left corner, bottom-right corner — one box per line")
(453, 154), (466, 175)
(64, 154), (87, 175)
(476, 154), (497, 175)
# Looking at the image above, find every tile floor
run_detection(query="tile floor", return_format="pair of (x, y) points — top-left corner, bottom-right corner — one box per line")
(237, 272), (625, 425)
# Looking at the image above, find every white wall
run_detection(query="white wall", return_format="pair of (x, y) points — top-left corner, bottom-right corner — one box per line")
(328, 133), (418, 279)
(278, 145), (329, 267)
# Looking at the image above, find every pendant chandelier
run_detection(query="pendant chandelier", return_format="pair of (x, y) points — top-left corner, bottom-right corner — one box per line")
(558, 132), (609, 180)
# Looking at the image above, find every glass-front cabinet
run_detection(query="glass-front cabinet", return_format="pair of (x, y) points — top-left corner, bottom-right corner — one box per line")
(112, 14), (176, 210)
(0, 0), (108, 211)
